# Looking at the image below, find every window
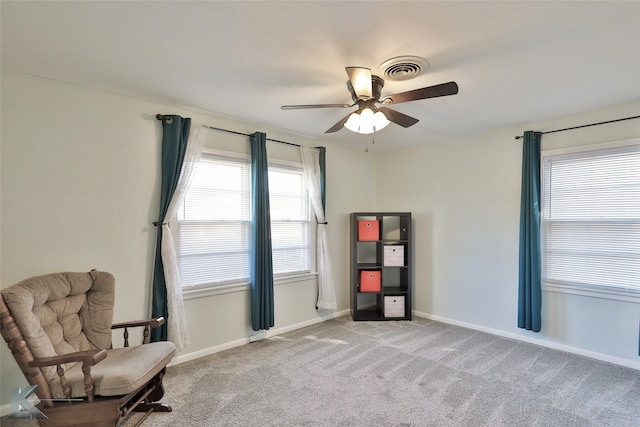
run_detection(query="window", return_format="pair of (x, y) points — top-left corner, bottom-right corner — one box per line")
(541, 139), (640, 301)
(175, 151), (311, 290)
(268, 166), (312, 275)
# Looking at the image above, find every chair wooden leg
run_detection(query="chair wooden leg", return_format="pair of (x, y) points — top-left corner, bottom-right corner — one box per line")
(37, 399), (120, 427)
(125, 403), (171, 427)
(146, 369), (166, 402)
(133, 402), (172, 413)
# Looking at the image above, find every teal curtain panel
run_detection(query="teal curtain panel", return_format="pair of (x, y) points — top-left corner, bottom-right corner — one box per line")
(250, 132), (275, 331)
(518, 130), (542, 332)
(151, 115), (191, 342)
(318, 146), (327, 210)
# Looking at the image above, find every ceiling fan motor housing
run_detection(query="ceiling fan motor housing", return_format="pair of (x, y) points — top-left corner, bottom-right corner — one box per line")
(347, 75), (385, 103)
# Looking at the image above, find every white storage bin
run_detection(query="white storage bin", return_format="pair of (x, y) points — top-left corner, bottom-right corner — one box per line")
(384, 245), (404, 266)
(384, 296), (405, 318)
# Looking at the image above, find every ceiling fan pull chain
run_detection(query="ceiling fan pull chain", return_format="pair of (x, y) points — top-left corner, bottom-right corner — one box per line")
(370, 129), (376, 150)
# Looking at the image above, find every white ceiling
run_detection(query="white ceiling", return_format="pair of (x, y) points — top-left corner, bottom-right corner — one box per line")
(2, 1), (639, 153)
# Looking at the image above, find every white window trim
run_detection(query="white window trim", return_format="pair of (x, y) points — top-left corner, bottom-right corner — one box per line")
(541, 137), (640, 158)
(183, 271), (319, 300)
(173, 147), (317, 298)
(543, 281), (640, 303)
(541, 136), (640, 303)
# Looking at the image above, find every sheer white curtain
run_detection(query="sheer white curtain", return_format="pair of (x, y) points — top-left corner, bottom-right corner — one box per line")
(300, 146), (337, 309)
(161, 122), (208, 351)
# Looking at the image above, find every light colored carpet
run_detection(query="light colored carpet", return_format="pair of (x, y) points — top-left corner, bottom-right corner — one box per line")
(3, 316), (640, 426)
(144, 316), (640, 426)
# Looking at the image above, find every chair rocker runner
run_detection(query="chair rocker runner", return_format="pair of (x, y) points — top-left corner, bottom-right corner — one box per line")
(0, 270), (177, 426)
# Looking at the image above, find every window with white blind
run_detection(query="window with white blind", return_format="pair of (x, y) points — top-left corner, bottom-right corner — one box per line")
(175, 151), (311, 290)
(541, 139), (640, 301)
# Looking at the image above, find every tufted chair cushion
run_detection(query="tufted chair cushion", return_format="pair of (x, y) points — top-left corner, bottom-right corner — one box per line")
(1, 270), (115, 385)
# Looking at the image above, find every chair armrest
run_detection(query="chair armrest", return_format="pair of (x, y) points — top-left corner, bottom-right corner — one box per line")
(111, 317), (165, 346)
(111, 317), (165, 330)
(29, 349), (107, 402)
(29, 349), (107, 368)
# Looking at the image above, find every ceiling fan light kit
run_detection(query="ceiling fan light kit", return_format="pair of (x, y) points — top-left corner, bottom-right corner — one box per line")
(344, 107), (390, 134)
(281, 63), (458, 135)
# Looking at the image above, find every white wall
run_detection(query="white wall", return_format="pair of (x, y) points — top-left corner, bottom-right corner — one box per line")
(3, 68), (638, 410)
(0, 70), (377, 407)
(376, 100), (640, 367)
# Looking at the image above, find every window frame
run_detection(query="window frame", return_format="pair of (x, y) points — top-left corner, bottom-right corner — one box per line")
(170, 148), (317, 300)
(540, 137), (640, 303)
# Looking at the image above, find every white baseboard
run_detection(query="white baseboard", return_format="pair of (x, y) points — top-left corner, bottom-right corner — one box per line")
(413, 310), (640, 371)
(170, 309), (350, 366)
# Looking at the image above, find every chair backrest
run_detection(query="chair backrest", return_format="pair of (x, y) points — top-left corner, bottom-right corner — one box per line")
(0, 270), (115, 387)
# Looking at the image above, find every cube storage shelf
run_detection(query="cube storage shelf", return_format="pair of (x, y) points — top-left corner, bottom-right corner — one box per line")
(350, 212), (412, 321)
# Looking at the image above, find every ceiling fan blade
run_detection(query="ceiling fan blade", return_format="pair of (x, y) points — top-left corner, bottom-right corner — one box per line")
(281, 103), (351, 110)
(378, 107), (419, 128)
(325, 113), (352, 133)
(383, 81), (459, 105)
(346, 67), (372, 100)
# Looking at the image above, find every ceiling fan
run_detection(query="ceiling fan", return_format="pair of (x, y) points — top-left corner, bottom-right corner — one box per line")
(281, 67), (458, 134)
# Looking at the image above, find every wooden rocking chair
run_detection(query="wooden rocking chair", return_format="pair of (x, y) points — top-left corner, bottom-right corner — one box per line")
(0, 270), (176, 426)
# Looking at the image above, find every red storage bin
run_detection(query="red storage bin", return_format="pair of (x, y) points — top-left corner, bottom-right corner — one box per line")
(360, 270), (381, 292)
(358, 220), (379, 241)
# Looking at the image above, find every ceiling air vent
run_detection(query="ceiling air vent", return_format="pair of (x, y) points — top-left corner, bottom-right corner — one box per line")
(378, 56), (429, 81)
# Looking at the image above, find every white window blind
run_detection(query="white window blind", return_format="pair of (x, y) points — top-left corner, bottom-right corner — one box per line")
(542, 143), (640, 295)
(177, 155), (251, 287)
(176, 153), (310, 288)
(269, 167), (311, 275)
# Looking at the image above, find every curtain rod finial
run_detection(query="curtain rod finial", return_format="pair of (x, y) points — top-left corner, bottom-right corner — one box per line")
(156, 114), (173, 124)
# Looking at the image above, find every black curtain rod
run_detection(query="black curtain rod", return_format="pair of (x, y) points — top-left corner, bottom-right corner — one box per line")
(156, 114), (300, 148)
(514, 115), (640, 140)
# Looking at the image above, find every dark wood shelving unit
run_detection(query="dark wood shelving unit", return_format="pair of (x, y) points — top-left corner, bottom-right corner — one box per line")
(350, 212), (412, 321)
